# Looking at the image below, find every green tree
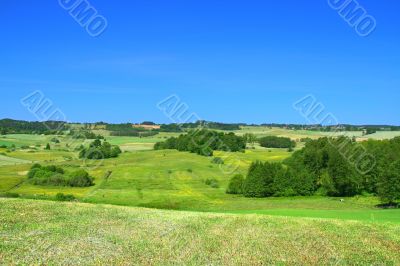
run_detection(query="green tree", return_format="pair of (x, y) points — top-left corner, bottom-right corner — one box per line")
(226, 174), (244, 194)
(378, 160), (400, 204)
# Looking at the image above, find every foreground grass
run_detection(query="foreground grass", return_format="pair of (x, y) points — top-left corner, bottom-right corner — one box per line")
(224, 208), (400, 223)
(0, 198), (399, 265)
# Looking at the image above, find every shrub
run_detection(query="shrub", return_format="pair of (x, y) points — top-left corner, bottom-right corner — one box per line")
(51, 137), (60, 143)
(67, 170), (94, 187)
(226, 174), (244, 194)
(0, 192), (20, 198)
(55, 193), (76, 201)
(205, 178), (219, 188)
(211, 157), (224, 164)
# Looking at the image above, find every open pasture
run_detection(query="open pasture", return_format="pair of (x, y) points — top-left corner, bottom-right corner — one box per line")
(0, 198), (399, 265)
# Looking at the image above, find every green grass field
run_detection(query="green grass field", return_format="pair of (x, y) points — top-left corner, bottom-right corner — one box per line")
(1, 132), (399, 222)
(1, 131), (400, 263)
(1, 198), (399, 265)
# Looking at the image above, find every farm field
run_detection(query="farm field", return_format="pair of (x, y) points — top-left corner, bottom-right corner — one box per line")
(232, 126), (365, 139)
(1, 198), (399, 265)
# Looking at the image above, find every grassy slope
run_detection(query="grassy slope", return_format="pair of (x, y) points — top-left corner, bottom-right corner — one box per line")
(0, 198), (399, 265)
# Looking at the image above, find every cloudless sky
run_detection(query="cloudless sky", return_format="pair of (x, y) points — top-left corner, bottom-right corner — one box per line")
(0, 0), (399, 124)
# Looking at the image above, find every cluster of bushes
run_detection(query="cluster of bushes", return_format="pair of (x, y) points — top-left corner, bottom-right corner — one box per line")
(79, 138), (122, 159)
(55, 193), (76, 201)
(154, 129), (246, 156)
(227, 137), (400, 204)
(258, 136), (296, 149)
(27, 164), (94, 187)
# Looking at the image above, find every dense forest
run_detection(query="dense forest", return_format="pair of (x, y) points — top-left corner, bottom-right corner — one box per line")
(154, 129), (246, 156)
(228, 137), (400, 204)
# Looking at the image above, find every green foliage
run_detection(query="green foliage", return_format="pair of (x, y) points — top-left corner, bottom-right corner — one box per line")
(105, 123), (159, 137)
(68, 170), (94, 187)
(55, 193), (76, 201)
(51, 137), (60, 143)
(0, 192), (20, 198)
(211, 157), (224, 164)
(79, 138), (122, 159)
(258, 136), (295, 149)
(378, 160), (400, 204)
(159, 124), (183, 132)
(27, 164), (93, 187)
(160, 121), (241, 131)
(0, 119), (67, 134)
(243, 133), (257, 144)
(241, 136), (400, 199)
(226, 174), (244, 194)
(205, 178), (219, 188)
(69, 130), (104, 139)
(243, 161), (286, 197)
(154, 129), (246, 156)
(45, 143), (51, 150)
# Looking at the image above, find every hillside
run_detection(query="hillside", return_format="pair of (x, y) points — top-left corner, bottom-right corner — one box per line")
(0, 198), (399, 265)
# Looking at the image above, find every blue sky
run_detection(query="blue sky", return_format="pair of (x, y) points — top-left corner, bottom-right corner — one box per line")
(0, 0), (399, 124)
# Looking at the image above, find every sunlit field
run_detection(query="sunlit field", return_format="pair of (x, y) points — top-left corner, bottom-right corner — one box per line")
(1, 198), (399, 265)
(1, 130), (399, 224)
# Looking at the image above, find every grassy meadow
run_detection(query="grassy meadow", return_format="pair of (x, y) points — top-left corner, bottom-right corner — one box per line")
(1, 198), (399, 265)
(1, 127), (400, 264)
(1, 129), (399, 222)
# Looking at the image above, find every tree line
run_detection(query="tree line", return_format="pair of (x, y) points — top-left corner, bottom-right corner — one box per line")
(227, 137), (400, 204)
(0, 119), (67, 134)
